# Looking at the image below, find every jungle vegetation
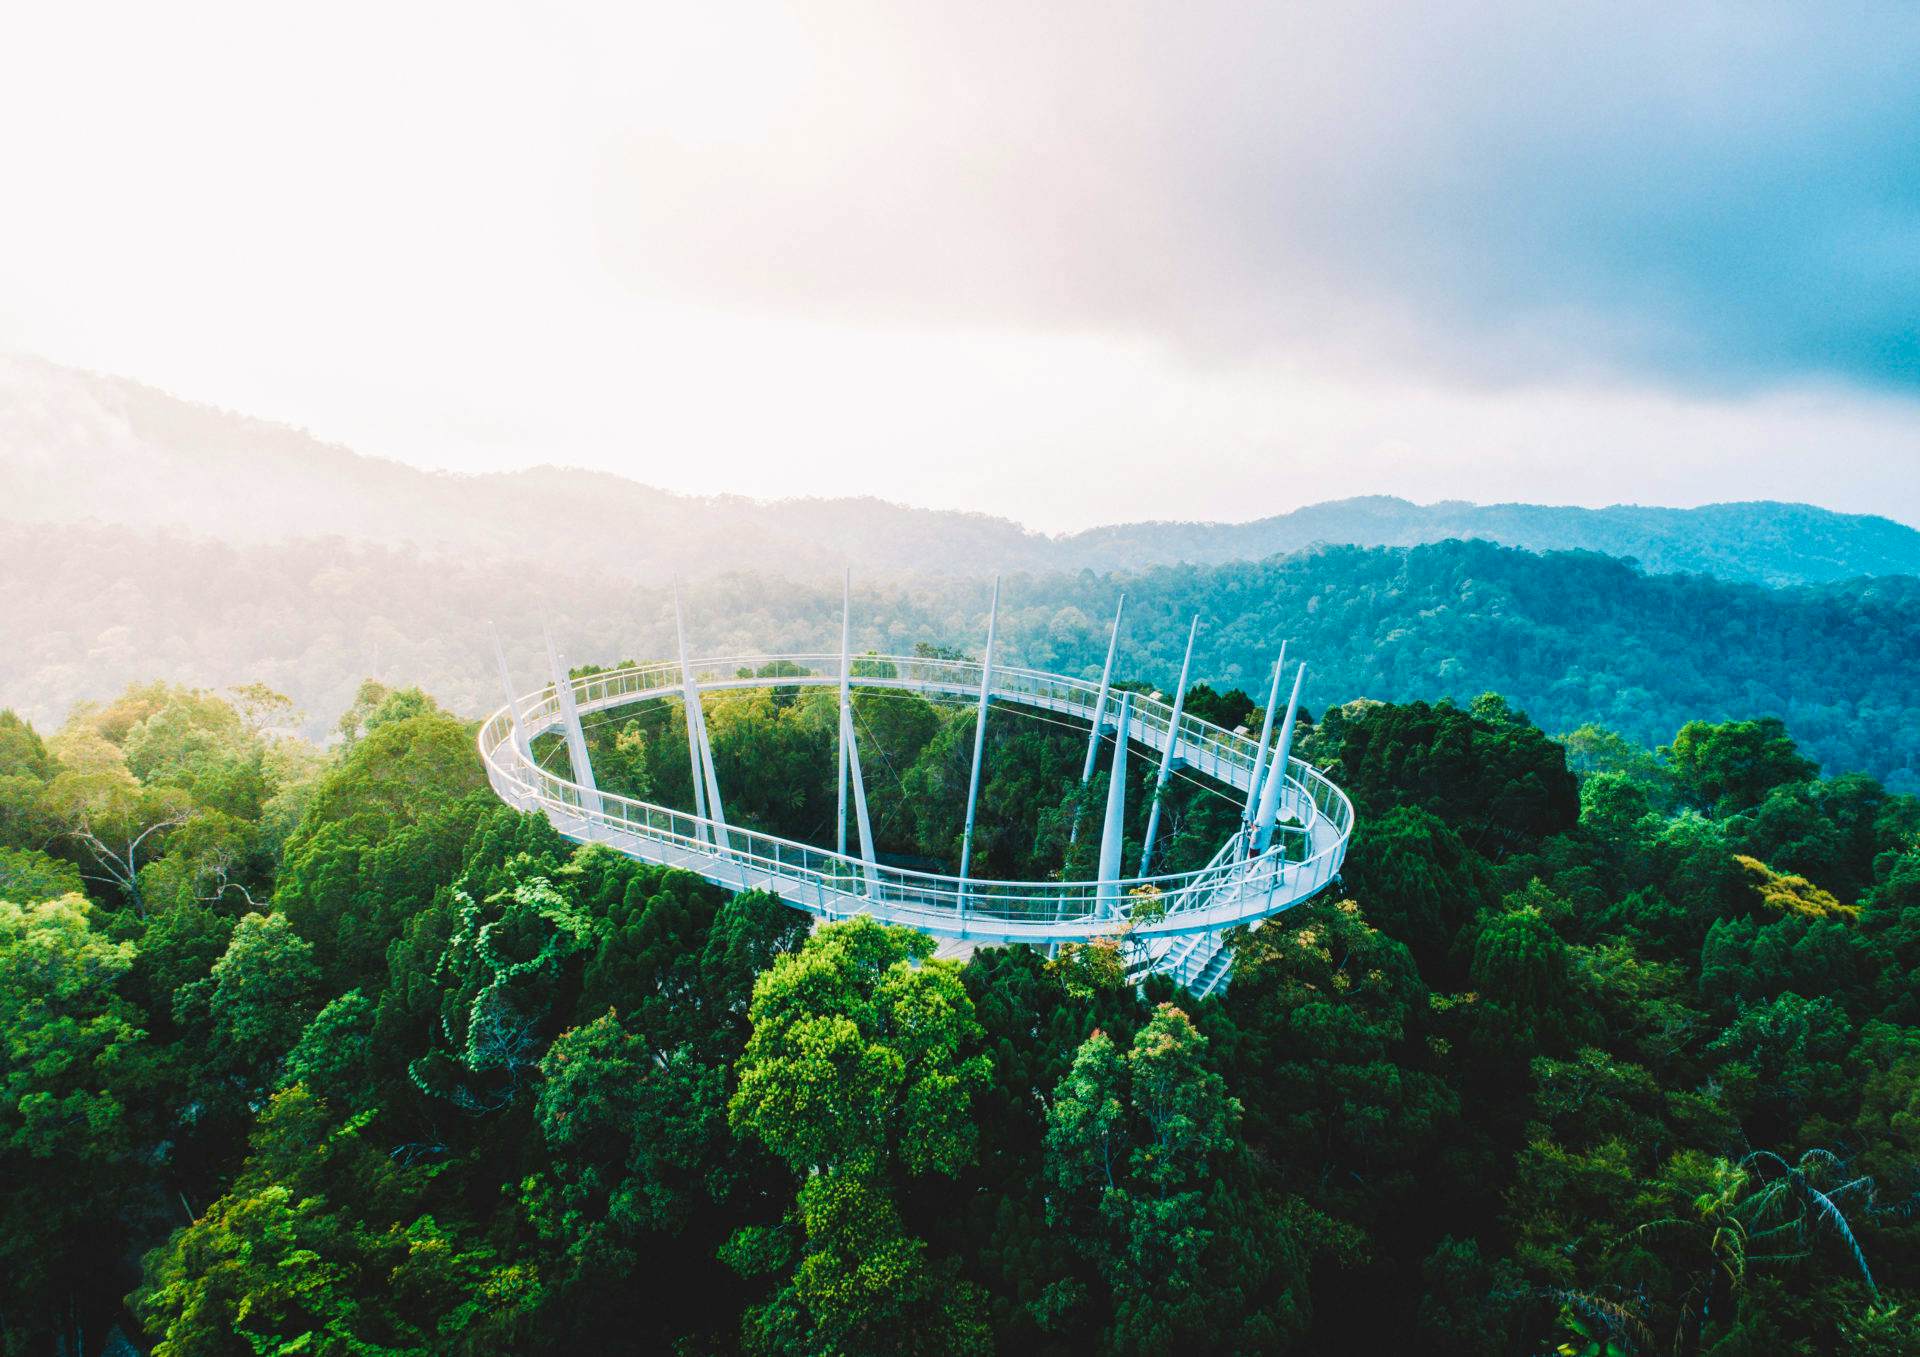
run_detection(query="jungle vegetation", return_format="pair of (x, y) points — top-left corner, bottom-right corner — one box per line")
(2, 667), (1920, 1354)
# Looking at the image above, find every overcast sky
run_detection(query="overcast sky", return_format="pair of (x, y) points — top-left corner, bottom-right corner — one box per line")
(1, 3), (1915, 532)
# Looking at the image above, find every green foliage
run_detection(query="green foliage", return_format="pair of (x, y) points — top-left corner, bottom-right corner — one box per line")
(133, 1086), (543, 1356)
(1044, 1005), (1308, 1354)
(0, 894), (143, 1159)
(294, 704), (482, 842)
(728, 918), (993, 1354)
(0, 845), (84, 903)
(199, 911), (321, 1083)
(281, 988), (377, 1110)
(410, 870), (597, 1113)
(1342, 804), (1497, 979)
(1665, 717), (1821, 815)
(336, 679), (439, 746)
(0, 894), (150, 1348)
(6, 666), (1920, 1353)
(1323, 696), (1579, 852)
(1470, 895), (1592, 1053)
(1224, 899), (1458, 1227)
(276, 705), (489, 986)
(533, 1012), (728, 1241)
(732, 918), (989, 1178)
(0, 709), (54, 781)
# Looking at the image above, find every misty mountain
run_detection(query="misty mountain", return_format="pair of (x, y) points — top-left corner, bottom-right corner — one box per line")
(5, 354), (1918, 586)
(4, 523), (1915, 790)
(1061, 496), (1920, 585)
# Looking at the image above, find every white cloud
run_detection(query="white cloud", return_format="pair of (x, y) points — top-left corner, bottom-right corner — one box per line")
(0, 2), (1915, 534)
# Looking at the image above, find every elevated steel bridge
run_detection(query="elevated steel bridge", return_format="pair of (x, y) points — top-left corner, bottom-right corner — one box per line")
(480, 593), (1351, 995)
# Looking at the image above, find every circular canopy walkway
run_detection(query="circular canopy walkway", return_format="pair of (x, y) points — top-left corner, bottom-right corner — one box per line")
(479, 646), (1351, 995)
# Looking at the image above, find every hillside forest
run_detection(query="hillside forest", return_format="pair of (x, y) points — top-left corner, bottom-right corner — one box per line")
(6, 530), (1919, 794)
(5, 653), (1920, 1354)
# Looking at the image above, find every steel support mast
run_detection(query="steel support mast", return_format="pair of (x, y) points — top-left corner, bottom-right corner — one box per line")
(1251, 663), (1307, 853)
(1096, 691), (1133, 919)
(1241, 644), (1286, 831)
(544, 623), (600, 817)
(1138, 615), (1199, 877)
(957, 575), (1000, 888)
(673, 584), (729, 850)
(1070, 594), (1126, 845)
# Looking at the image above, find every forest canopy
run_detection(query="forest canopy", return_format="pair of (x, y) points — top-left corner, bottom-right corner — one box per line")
(4, 657), (1920, 1354)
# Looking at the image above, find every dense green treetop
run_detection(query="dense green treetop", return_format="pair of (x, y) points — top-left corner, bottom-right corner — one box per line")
(1, 669), (1919, 1353)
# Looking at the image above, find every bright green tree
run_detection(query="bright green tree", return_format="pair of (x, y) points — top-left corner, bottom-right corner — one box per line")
(134, 1086), (543, 1356)
(727, 917), (992, 1356)
(0, 894), (149, 1351)
(1044, 1003), (1308, 1354)
(1662, 717), (1818, 815)
(198, 911), (321, 1084)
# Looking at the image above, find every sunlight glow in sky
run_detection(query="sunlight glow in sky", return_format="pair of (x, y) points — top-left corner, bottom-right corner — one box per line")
(1, 2), (1915, 531)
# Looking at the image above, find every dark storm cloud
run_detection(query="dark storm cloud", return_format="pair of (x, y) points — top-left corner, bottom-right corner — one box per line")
(599, 3), (1920, 390)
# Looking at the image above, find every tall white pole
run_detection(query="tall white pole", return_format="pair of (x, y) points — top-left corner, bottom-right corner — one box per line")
(1138, 615), (1199, 877)
(673, 582), (728, 849)
(491, 623), (531, 766)
(544, 622), (600, 818)
(1069, 594), (1126, 847)
(1079, 594), (1127, 785)
(1241, 643), (1287, 826)
(843, 703), (879, 893)
(957, 575), (1000, 885)
(1096, 692), (1133, 918)
(838, 569), (852, 858)
(672, 583), (709, 831)
(1252, 663), (1307, 853)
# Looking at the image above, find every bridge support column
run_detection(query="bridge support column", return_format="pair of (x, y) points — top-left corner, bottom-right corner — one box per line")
(1241, 644), (1286, 837)
(1138, 615), (1199, 877)
(544, 624), (600, 820)
(836, 572), (880, 895)
(957, 575), (1000, 891)
(843, 704), (879, 894)
(1070, 593), (1125, 846)
(674, 584), (730, 852)
(1252, 663), (1306, 853)
(1096, 691), (1133, 919)
(491, 624), (532, 769)
(838, 571), (852, 858)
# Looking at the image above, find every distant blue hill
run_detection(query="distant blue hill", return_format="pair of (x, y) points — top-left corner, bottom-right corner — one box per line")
(1055, 496), (1920, 586)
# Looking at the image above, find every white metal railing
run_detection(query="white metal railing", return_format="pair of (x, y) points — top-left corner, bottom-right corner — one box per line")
(478, 653), (1352, 942)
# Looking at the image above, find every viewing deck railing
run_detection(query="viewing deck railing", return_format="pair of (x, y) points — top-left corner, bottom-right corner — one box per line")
(478, 652), (1352, 942)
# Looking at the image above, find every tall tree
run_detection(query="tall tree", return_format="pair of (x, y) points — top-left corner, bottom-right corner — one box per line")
(1045, 1004), (1310, 1354)
(727, 917), (993, 1355)
(0, 894), (150, 1351)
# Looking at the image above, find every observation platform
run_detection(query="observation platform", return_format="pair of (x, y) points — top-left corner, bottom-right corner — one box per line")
(479, 643), (1352, 997)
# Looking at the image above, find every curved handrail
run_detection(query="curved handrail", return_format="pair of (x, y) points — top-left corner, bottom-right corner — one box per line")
(478, 652), (1352, 941)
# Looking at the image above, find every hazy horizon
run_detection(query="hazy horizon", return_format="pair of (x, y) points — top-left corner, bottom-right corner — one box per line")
(7, 350), (1918, 538)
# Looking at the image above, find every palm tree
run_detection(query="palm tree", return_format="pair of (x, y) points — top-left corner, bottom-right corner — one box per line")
(1734, 1148), (1878, 1299)
(1617, 1148), (1880, 1354)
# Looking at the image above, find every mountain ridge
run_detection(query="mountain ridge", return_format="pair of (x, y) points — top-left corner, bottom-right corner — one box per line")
(4, 354), (1918, 586)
